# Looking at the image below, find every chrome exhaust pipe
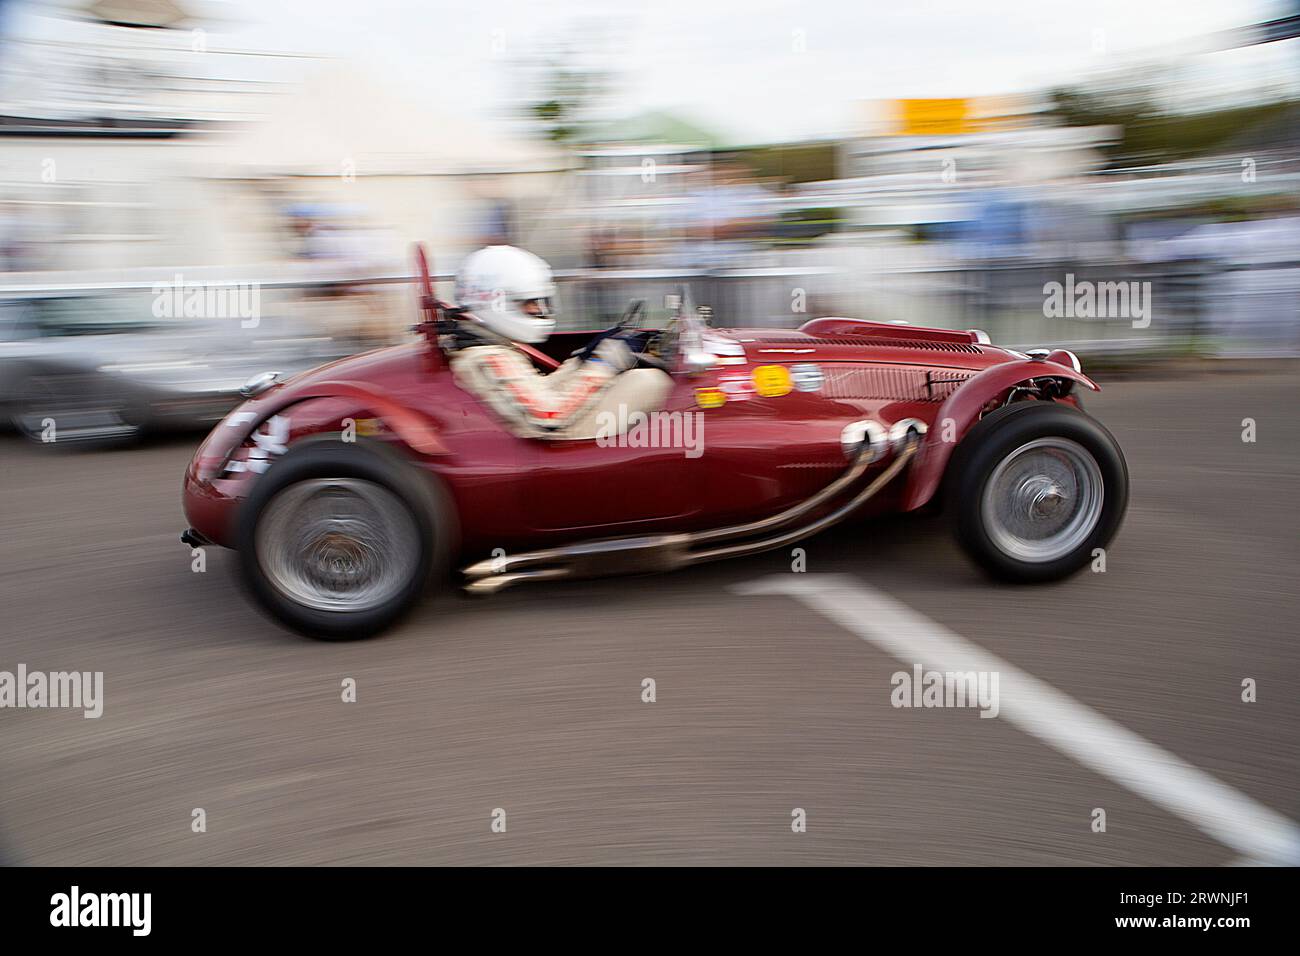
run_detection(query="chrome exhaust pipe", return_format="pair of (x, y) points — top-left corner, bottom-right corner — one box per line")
(682, 441), (916, 566)
(461, 426), (921, 596)
(463, 537), (693, 596)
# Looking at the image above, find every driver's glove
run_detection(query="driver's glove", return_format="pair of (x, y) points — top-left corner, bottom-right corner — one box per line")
(590, 337), (637, 373)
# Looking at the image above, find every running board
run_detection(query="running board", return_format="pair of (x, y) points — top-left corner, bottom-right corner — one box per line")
(461, 438), (918, 595)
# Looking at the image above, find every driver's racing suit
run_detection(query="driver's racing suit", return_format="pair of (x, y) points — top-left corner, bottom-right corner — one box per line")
(451, 330), (637, 438)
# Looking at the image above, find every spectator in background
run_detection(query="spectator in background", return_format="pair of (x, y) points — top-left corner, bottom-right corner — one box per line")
(678, 157), (776, 268)
(0, 198), (43, 272)
(463, 176), (517, 248)
(281, 201), (395, 348)
(476, 199), (515, 247)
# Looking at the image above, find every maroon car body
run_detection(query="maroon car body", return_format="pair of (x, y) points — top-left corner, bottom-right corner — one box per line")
(185, 325), (1091, 541)
(181, 250), (1126, 638)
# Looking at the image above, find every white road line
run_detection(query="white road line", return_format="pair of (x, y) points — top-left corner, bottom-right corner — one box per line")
(733, 573), (1300, 866)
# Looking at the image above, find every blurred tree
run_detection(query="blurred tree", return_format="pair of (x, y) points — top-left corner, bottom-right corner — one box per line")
(515, 20), (626, 143)
(528, 60), (605, 142)
(1049, 73), (1299, 166)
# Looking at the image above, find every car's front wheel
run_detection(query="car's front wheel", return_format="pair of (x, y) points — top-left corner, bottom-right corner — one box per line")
(948, 401), (1128, 582)
(236, 439), (452, 639)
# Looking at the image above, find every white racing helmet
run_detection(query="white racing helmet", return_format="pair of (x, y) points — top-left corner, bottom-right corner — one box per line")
(454, 245), (558, 344)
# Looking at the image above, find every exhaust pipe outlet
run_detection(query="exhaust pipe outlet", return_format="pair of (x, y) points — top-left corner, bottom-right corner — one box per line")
(180, 527), (212, 548)
(841, 420), (888, 463)
(889, 417), (928, 453)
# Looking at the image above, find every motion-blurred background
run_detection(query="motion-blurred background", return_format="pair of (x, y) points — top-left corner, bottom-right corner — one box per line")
(0, 0), (1298, 438)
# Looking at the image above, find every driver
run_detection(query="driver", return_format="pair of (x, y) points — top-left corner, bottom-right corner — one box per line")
(449, 245), (670, 438)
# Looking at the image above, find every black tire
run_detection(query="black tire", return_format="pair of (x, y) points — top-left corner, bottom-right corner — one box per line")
(11, 374), (139, 446)
(235, 437), (454, 640)
(947, 401), (1128, 582)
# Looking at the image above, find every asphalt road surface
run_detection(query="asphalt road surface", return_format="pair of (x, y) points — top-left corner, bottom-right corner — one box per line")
(1, 364), (1297, 865)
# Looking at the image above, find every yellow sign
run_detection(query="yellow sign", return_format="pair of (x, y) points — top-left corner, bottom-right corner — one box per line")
(893, 98), (972, 136)
(752, 365), (793, 398)
(696, 387), (727, 409)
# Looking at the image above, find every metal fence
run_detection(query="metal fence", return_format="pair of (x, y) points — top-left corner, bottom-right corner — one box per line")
(3, 255), (1297, 358)
(551, 258), (1300, 358)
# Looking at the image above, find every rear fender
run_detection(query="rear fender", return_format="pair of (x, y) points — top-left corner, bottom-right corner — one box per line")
(901, 359), (1099, 511)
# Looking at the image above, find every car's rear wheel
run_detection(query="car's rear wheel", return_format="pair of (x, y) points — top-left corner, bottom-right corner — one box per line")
(12, 375), (138, 444)
(948, 401), (1127, 582)
(236, 439), (453, 639)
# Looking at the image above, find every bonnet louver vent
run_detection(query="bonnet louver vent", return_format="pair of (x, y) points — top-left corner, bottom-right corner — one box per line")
(758, 335), (982, 354)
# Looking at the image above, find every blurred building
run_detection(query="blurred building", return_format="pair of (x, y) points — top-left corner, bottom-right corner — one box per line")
(0, 0), (269, 271)
(0, 1), (571, 277)
(841, 96), (1120, 233)
(197, 62), (571, 271)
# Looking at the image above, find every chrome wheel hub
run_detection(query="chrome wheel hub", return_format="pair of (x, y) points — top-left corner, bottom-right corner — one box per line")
(255, 478), (418, 612)
(982, 438), (1103, 562)
(1017, 475), (1068, 519)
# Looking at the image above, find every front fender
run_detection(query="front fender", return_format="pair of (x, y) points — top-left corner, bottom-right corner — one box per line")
(274, 381), (450, 456)
(183, 385), (449, 547)
(191, 380), (450, 485)
(901, 359), (1099, 511)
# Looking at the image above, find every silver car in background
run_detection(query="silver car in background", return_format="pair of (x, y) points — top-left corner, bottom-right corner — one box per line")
(0, 293), (354, 444)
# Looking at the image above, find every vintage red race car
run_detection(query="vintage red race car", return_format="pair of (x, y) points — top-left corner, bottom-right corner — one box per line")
(181, 247), (1128, 639)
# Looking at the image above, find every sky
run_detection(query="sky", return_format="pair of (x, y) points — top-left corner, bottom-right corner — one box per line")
(13, 0), (1298, 142)
(223, 0), (1292, 140)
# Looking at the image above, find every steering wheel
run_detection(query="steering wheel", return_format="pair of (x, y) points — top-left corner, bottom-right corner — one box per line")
(572, 299), (646, 363)
(634, 349), (670, 372)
